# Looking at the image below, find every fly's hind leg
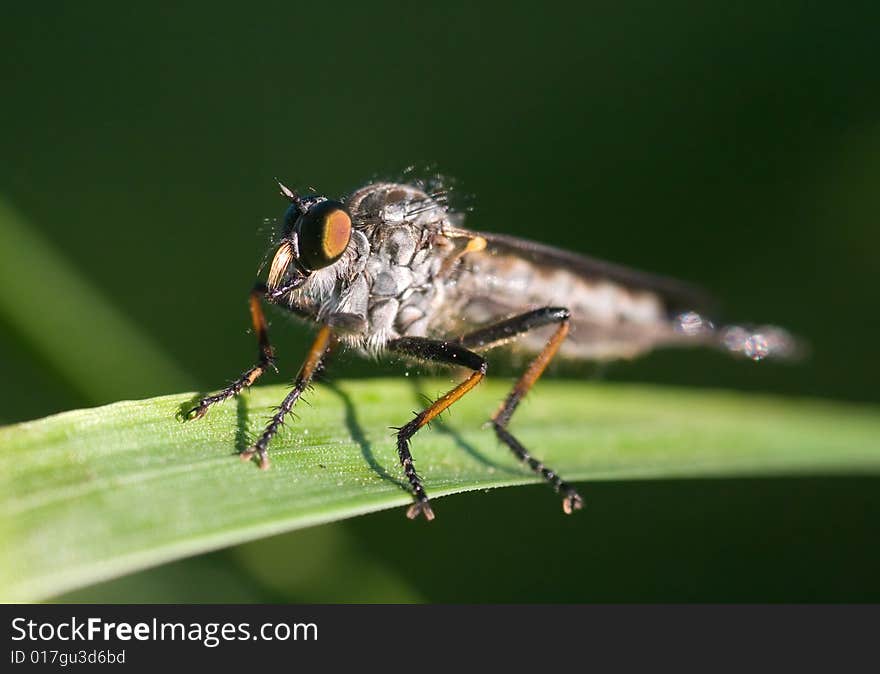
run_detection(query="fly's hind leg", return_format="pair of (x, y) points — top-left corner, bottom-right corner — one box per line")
(386, 338), (488, 521)
(188, 282), (277, 420)
(459, 307), (583, 514)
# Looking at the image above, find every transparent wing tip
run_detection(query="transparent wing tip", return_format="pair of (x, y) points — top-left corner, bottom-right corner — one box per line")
(673, 312), (806, 362)
(719, 324), (806, 362)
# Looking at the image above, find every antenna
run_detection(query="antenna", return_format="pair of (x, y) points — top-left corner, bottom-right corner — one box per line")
(275, 178), (306, 212)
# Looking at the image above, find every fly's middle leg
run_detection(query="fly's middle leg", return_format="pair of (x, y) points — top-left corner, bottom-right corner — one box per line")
(460, 307), (583, 514)
(386, 338), (488, 521)
(241, 325), (333, 469)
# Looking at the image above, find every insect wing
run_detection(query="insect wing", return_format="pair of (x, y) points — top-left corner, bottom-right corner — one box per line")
(470, 230), (715, 315)
(441, 228), (716, 360)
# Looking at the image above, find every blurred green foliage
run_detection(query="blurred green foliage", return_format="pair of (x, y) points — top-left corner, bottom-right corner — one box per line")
(2, 2), (879, 601)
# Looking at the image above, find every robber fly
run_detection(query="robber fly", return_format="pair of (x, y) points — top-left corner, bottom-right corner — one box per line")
(188, 177), (796, 520)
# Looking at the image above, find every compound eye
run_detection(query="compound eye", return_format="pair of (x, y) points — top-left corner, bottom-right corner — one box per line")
(282, 203), (300, 236)
(296, 200), (352, 270)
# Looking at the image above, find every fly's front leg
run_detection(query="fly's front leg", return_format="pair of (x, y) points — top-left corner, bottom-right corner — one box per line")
(188, 282), (277, 420)
(386, 338), (488, 521)
(241, 325), (333, 470)
(460, 307), (583, 514)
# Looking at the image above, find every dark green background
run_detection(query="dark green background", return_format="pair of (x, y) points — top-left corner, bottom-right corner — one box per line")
(1, 2), (878, 601)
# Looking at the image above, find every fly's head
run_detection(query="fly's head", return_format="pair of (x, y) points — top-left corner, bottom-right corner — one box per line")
(266, 181), (354, 301)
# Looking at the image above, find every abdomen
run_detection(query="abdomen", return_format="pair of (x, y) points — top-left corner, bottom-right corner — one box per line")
(432, 244), (709, 361)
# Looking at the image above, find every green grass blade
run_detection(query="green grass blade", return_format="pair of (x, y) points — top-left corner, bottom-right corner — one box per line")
(2, 379), (879, 601)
